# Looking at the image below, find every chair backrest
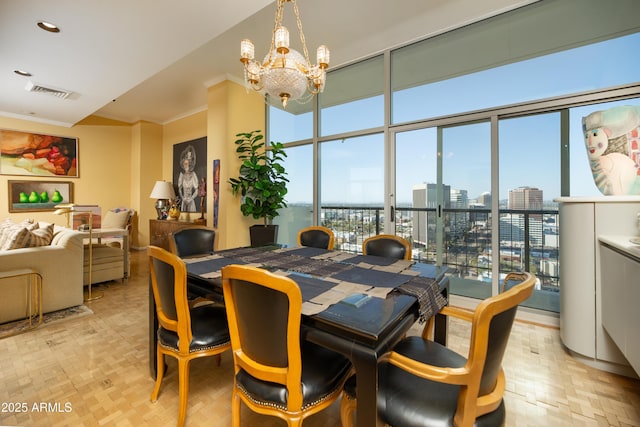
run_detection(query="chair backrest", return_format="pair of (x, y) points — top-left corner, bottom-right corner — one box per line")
(221, 264), (305, 410)
(362, 234), (412, 260)
(297, 226), (335, 250)
(462, 272), (535, 418)
(148, 245), (193, 352)
(169, 226), (215, 258)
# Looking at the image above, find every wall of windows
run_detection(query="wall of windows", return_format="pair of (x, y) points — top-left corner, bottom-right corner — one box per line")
(271, 0), (640, 313)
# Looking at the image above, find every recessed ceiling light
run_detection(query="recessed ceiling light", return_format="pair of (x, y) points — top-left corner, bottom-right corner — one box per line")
(37, 21), (60, 33)
(14, 69), (32, 77)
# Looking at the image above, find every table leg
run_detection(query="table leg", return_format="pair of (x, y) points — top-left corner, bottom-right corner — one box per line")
(305, 313), (415, 427)
(350, 347), (384, 427)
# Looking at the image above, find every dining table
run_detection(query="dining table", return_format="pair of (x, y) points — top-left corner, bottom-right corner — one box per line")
(148, 244), (449, 427)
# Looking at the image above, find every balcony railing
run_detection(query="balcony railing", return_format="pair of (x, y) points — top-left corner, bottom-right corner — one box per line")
(320, 205), (560, 294)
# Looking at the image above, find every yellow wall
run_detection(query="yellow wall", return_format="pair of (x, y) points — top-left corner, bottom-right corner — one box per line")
(0, 115), (136, 235)
(0, 79), (263, 250)
(207, 80), (266, 249)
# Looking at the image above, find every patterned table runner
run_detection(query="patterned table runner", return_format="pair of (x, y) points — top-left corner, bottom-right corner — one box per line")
(185, 246), (446, 319)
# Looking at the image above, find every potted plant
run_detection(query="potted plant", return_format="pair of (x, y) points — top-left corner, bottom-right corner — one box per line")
(228, 130), (288, 246)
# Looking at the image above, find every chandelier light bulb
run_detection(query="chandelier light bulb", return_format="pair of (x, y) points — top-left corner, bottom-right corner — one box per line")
(275, 26), (290, 54)
(240, 39), (255, 63)
(317, 45), (330, 69)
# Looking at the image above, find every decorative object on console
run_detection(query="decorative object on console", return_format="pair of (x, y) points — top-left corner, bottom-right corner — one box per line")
(167, 199), (181, 221)
(239, 0), (329, 108)
(9, 180), (73, 213)
(583, 105), (640, 195)
(149, 180), (175, 220)
(0, 129), (78, 177)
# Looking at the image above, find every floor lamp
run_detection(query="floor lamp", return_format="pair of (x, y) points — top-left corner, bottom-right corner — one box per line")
(81, 211), (102, 301)
(55, 206), (102, 301)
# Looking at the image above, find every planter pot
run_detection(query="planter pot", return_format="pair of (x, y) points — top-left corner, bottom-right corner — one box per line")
(249, 224), (278, 247)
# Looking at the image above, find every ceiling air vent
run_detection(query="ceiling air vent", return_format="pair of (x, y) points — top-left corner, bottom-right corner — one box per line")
(25, 81), (73, 99)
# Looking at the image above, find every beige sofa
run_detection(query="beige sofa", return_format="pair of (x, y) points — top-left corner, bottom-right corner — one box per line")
(0, 225), (84, 324)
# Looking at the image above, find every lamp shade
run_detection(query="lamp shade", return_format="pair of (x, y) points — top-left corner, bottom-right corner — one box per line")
(150, 181), (175, 200)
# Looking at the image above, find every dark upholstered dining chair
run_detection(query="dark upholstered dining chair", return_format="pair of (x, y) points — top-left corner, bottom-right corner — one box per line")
(221, 264), (352, 427)
(340, 272), (536, 427)
(169, 226), (216, 258)
(169, 226), (219, 302)
(362, 234), (412, 260)
(148, 245), (231, 427)
(297, 225), (335, 250)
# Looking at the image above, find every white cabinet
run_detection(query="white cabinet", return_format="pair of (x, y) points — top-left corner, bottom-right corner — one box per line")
(600, 238), (640, 376)
(556, 196), (640, 375)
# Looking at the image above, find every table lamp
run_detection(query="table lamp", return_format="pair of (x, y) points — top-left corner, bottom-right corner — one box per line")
(150, 181), (175, 220)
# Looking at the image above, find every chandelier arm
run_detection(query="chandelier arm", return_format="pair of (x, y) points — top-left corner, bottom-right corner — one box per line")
(307, 79), (320, 95)
(291, 0), (312, 66)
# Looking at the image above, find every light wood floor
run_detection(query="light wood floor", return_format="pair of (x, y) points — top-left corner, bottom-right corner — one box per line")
(1, 249), (639, 427)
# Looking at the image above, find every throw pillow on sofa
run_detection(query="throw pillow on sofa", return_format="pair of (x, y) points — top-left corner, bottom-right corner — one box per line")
(0, 222), (55, 250)
(0, 218), (37, 249)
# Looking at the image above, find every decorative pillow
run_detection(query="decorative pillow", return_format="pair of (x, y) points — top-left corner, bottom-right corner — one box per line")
(0, 222), (55, 250)
(30, 223), (55, 247)
(1, 226), (32, 250)
(0, 218), (37, 250)
(102, 209), (130, 229)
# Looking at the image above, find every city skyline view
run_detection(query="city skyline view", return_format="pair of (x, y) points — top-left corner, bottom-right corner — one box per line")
(272, 32), (639, 206)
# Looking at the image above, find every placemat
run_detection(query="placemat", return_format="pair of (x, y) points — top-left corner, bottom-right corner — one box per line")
(340, 254), (399, 266)
(186, 257), (247, 276)
(331, 266), (413, 288)
(280, 247), (332, 258)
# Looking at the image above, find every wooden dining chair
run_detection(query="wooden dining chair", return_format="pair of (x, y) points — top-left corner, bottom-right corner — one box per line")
(340, 272), (536, 427)
(297, 225), (335, 250)
(169, 226), (216, 257)
(148, 245), (231, 427)
(221, 264), (352, 427)
(169, 226), (220, 303)
(362, 234), (412, 260)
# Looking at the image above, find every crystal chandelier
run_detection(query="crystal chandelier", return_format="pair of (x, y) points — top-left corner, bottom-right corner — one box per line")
(240, 0), (329, 108)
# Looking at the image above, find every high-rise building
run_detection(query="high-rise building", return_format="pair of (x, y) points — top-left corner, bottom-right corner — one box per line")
(477, 191), (492, 208)
(509, 186), (543, 210)
(412, 183), (451, 246)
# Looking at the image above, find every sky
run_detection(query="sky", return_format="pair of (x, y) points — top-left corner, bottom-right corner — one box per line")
(270, 32), (640, 205)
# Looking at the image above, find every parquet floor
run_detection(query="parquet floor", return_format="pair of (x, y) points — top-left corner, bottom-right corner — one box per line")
(1, 249), (639, 427)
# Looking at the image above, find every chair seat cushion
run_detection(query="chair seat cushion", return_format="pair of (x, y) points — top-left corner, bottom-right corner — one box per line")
(375, 336), (505, 427)
(236, 340), (352, 411)
(158, 304), (230, 352)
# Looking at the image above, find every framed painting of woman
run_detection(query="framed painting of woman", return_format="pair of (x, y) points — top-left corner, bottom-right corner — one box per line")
(172, 137), (207, 213)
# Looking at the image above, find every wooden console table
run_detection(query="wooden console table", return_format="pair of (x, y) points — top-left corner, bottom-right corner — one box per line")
(149, 219), (202, 251)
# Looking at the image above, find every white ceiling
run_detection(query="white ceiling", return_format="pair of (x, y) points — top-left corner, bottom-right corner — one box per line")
(0, 0), (536, 127)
